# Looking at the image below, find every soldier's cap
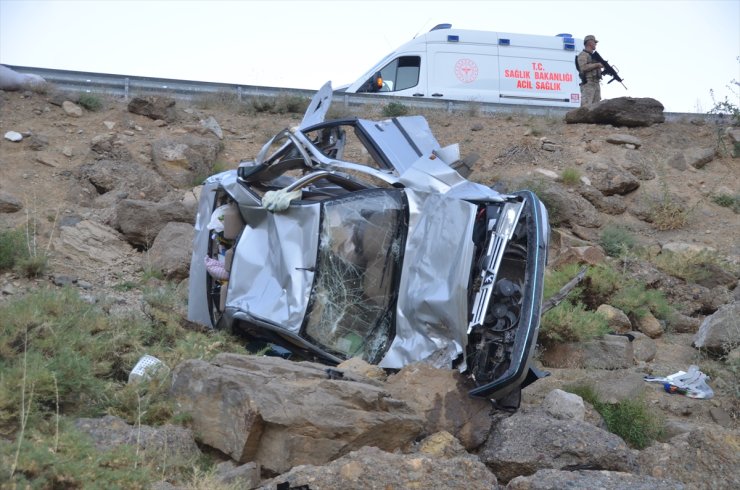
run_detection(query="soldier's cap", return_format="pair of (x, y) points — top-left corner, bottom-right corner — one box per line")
(584, 35), (598, 44)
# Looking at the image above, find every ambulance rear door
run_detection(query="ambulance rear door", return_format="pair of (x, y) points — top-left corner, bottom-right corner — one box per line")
(497, 32), (580, 107)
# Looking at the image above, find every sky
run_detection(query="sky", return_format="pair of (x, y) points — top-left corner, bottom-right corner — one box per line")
(1, 0), (738, 113)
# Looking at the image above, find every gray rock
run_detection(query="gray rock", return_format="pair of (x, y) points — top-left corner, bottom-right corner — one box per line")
(258, 445), (498, 490)
(146, 222), (194, 280)
(590, 164), (640, 196)
(115, 199), (193, 247)
(480, 410), (637, 483)
(56, 219), (135, 266)
(578, 185), (628, 214)
(507, 469), (685, 489)
(75, 159), (174, 206)
(692, 302), (740, 355)
(525, 181), (602, 228)
(668, 311), (701, 333)
(597, 304), (632, 334)
(638, 426), (740, 489)
(542, 389), (585, 421)
(606, 133), (642, 148)
(62, 100), (83, 117)
(127, 95), (177, 122)
(215, 461), (261, 488)
(708, 407), (733, 428)
(630, 331), (657, 362)
(549, 245), (607, 269)
(636, 311), (664, 338)
(685, 147), (715, 169)
(200, 116), (223, 139)
(151, 135), (223, 189)
(0, 191), (23, 213)
(565, 97), (665, 127)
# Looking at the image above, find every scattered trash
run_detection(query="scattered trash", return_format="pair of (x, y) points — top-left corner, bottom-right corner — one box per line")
(128, 354), (169, 384)
(644, 365), (714, 399)
(4, 131), (23, 142)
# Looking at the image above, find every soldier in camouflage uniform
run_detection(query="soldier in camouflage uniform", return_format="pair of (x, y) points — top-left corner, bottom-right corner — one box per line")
(577, 34), (603, 107)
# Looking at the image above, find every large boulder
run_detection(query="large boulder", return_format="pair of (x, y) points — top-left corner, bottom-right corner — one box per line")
(479, 409), (637, 483)
(115, 199), (194, 247)
(385, 362), (493, 450)
(169, 354), (424, 474)
(638, 426), (740, 490)
(75, 159), (175, 206)
(565, 97), (665, 127)
(692, 302), (740, 355)
(150, 135), (223, 189)
(146, 222), (194, 280)
(258, 444), (498, 490)
(127, 95), (178, 122)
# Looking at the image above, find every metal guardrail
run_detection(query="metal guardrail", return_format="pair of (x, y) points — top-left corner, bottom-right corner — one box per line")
(5, 65), (719, 122)
(1, 64), (569, 117)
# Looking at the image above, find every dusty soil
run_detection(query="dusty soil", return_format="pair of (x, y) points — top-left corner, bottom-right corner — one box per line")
(2, 89), (737, 274)
(0, 88), (738, 429)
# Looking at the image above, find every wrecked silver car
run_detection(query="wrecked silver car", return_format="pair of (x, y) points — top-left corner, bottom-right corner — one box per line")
(188, 83), (550, 401)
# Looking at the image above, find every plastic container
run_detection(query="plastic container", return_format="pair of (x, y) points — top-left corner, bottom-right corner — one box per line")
(128, 355), (169, 384)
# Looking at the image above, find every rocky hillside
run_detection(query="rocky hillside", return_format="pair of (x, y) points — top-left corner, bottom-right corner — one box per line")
(0, 85), (738, 489)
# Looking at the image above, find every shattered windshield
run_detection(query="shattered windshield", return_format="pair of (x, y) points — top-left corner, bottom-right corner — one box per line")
(304, 189), (407, 363)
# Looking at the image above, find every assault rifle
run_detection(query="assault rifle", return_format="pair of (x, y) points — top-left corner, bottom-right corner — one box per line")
(591, 51), (627, 89)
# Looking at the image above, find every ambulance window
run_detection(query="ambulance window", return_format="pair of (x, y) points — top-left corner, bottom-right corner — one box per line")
(378, 56), (420, 92)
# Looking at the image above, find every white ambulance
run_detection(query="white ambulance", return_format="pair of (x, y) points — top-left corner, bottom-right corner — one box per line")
(341, 24), (582, 108)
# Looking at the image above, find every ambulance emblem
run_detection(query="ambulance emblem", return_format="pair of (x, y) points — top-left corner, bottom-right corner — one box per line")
(455, 58), (478, 83)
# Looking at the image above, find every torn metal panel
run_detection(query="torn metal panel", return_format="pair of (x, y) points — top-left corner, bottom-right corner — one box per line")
(227, 204), (320, 332)
(381, 189), (477, 370)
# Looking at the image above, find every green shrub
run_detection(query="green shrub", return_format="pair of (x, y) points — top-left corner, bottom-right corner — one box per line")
(542, 263), (586, 299)
(250, 97), (276, 113)
(708, 78), (740, 127)
(274, 94), (309, 114)
(0, 426), (153, 489)
(540, 300), (610, 343)
(560, 167), (581, 186)
(0, 228), (26, 271)
(0, 286), (251, 483)
(610, 282), (671, 321)
(711, 193), (740, 213)
(564, 384), (664, 449)
(652, 249), (740, 286)
(382, 101), (409, 117)
(599, 225), (636, 257)
(77, 93), (103, 112)
(540, 261), (672, 344)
